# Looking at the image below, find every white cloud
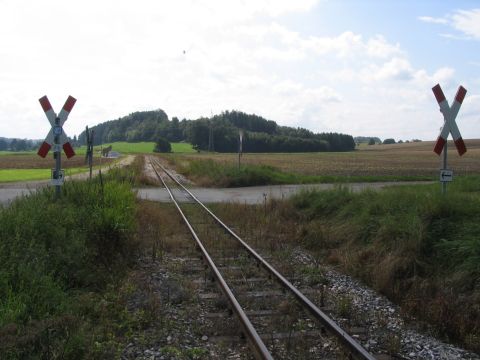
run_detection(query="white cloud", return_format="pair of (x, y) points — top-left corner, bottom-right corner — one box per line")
(451, 9), (480, 39)
(418, 16), (448, 24)
(0, 0), (474, 142)
(366, 36), (402, 58)
(420, 8), (480, 40)
(439, 33), (470, 40)
(370, 57), (415, 81)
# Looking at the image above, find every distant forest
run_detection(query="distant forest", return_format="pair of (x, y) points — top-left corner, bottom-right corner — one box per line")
(354, 136), (381, 144)
(78, 110), (356, 152)
(0, 137), (40, 151)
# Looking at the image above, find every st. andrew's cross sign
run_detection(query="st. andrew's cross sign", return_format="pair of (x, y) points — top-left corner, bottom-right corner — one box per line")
(37, 95), (76, 158)
(432, 84), (468, 194)
(37, 95), (76, 195)
(432, 84), (467, 156)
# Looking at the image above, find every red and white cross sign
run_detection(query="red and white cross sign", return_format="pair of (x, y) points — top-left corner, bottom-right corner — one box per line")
(432, 84), (467, 156)
(37, 95), (76, 158)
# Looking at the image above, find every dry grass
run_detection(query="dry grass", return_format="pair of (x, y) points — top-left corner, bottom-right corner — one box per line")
(0, 153), (114, 169)
(172, 139), (480, 177)
(135, 200), (188, 259)
(207, 190), (480, 353)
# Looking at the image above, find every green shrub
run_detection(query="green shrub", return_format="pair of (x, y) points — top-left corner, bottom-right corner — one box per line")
(153, 137), (172, 153)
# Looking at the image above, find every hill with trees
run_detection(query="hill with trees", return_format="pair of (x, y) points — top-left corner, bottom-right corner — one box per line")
(78, 109), (355, 152)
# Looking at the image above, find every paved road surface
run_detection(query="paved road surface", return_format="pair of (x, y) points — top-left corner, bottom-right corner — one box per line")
(0, 180), (431, 205)
(137, 181), (431, 204)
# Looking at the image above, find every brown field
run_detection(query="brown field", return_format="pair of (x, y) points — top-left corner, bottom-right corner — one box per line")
(174, 139), (480, 177)
(0, 154), (114, 169)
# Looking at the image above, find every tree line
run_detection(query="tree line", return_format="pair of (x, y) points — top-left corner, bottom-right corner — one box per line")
(78, 109), (356, 152)
(0, 138), (40, 151)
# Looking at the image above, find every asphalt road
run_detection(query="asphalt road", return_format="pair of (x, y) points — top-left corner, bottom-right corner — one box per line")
(0, 181), (432, 205)
(137, 181), (431, 204)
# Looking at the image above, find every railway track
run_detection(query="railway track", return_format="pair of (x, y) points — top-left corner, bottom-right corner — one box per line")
(149, 156), (377, 360)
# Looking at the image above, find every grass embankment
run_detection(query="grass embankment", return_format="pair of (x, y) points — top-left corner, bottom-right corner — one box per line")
(289, 178), (480, 351)
(0, 167), (140, 358)
(167, 157), (432, 187)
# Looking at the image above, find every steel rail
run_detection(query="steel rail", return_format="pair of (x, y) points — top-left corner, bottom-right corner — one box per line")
(149, 159), (273, 360)
(153, 158), (376, 360)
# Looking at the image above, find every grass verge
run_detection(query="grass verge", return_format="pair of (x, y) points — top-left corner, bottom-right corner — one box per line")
(0, 168), (139, 358)
(288, 177), (480, 352)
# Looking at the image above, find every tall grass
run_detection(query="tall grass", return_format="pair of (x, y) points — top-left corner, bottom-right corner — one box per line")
(290, 177), (480, 351)
(0, 175), (137, 358)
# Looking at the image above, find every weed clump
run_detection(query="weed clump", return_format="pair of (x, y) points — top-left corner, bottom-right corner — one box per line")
(289, 177), (480, 352)
(0, 177), (136, 358)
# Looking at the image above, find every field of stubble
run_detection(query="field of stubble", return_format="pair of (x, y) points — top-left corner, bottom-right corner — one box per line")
(175, 139), (480, 177)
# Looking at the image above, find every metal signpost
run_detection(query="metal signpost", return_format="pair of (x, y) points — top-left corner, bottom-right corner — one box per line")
(37, 95), (77, 197)
(85, 126), (94, 180)
(432, 84), (467, 194)
(238, 129), (244, 169)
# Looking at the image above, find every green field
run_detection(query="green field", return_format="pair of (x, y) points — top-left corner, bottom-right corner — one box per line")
(0, 142), (195, 157)
(171, 142), (196, 153)
(0, 167), (91, 182)
(0, 150), (35, 155)
(92, 141), (195, 154)
(0, 142), (194, 182)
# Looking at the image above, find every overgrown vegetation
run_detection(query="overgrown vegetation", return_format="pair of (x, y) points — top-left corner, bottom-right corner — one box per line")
(0, 170), (138, 358)
(289, 178), (480, 352)
(167, 157), (433, 187)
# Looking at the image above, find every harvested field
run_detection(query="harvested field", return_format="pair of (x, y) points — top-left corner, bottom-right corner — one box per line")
(173, 139), (480, 177)
(0, 153), (114, 169)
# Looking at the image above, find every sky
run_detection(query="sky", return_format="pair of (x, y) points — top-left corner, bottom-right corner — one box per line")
(0, 0), (479, 141)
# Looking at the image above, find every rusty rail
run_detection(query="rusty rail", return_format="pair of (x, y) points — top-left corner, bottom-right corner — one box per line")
(150, 159), (273, 360)
(151, 157), (376, 360)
